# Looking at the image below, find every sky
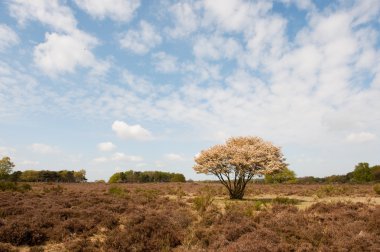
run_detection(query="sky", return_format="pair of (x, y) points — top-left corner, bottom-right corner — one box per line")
(0, 0), (380, 181)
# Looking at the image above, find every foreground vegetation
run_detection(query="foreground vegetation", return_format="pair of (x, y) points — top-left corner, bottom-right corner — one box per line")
(0, 182), (379, 251)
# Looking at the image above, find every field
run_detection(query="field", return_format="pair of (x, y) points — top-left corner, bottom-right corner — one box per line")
(0, 182), (379, 251)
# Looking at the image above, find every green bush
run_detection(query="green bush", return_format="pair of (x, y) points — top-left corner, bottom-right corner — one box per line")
(272, 197), (300, 205)
(315, 185), (345, 198)
(373, 184), (380, 195)
(0, 181), (18, 191)
(0, 182), (32, 192)
(193, 187), (214, 213)
(19, 183), (32, 192)
(108, 186), (127, 197)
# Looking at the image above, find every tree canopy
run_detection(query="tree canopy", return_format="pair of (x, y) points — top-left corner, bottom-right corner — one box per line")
(265, 167), (296, 184)
(352, 162), (373, 182)
(194, 136), (287, 199)
(0, 157), (15, 180)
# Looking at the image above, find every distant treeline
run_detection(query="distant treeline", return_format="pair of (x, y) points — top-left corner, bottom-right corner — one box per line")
(109, 170), (186, 183)
(260, 162), (380, 184)
(6, 169), (87, 183)
(297, 163), (379, 184)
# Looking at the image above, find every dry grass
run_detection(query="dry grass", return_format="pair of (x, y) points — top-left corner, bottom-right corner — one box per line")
(0, 182), (378, 251)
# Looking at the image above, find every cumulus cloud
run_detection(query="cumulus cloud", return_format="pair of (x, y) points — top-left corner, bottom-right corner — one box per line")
(166, 2), (199, 38)
(0, 24), (19, 51)
(111, 152), (143, 162)
(119, 21), (162, 54)
(346, 132), (376, 143)
(30, 143), (59, 154)
(19, 160), (39, 166)
(74, 0), (140, 22)
(34, 31), (103, 76)
(193, 35), (242, 61)
(112, 120), (152, 140)
(93, 157), (107, 163)
(9, 0), (107, 76)
(0, 146), (16, 156)
(93, 152), (143, 163)
(9, 0), (77, 33)
(165, 153), (184, 161)
(152, 52), (178, 73)
(97, 142), (116, 152)
(122, 70), (153, 94)
(202, 0), (272, 32)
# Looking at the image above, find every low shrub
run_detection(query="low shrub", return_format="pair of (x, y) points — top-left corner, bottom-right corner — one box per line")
(193, 189), (214, 213)
(315, 185), (346, 197)
(272, 197), (300, 205)
(373, 184), (380, 195)
(0, 222), (47, 246)
(43, 185), (64, 194)
(106, 211), (182, 251)
(0, 182), (32, 192)
(108, 186), (127, 197)
(0, 181), (18, 191)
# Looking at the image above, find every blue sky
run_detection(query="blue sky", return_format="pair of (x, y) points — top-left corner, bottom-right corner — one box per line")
(1, 0), (379, 181)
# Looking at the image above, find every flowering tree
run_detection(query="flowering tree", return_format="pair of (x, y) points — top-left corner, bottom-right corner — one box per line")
(194, 136), (287, 199)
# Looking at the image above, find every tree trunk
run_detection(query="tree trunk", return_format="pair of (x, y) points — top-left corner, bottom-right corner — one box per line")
(229, 189), (244, 200)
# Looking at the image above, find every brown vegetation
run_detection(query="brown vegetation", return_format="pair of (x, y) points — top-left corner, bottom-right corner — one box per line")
(0, 182), (378, 251)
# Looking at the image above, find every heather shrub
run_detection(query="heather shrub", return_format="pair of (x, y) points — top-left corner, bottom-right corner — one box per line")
(0, 221), (47, 246)
(0, 243), (17, 252)
(106, 211), (182, 251)
(43, 184), (64, 194)
(134, 188), (161, 201)
(29, 246), (44, 252)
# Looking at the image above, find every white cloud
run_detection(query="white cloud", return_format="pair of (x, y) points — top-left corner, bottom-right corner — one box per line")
(93, 157), (108, 163)
(122, 70), (153, 94)
(74, 0), (140, 22)
(119, 21), (162, 54)
(202, 0), (272, 32)
(112, 120), (152, 140)
(152, 52), (178, 73)
(155, 161), (165, 168)
(93, 152), (143, 164)
(33, 31), (102, 76)
(97, 142), (116, 152)
(9, 0), (108, 77)
(19, 160), (39, 166)
(166, 2), (199, 38)
(279, 0), (316, 11)
(346, 132), (376, 143)
(165, 153), (184, 161)
(111, 152), (143, 162)
(0, 24), (19, 51)
(0, 146), (16, 156)
(9, 0), (77, 33)
(30, 143), (59, 154)
(193, 35), (242, 61)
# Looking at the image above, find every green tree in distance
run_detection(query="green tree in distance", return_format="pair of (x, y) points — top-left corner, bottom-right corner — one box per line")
(265, 167), (296, 184)
(0, 157), (15, 180)
(353, 162), (373, 182)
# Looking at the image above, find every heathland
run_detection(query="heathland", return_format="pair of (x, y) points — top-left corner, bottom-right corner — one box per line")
(0, 182), (379, 251)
